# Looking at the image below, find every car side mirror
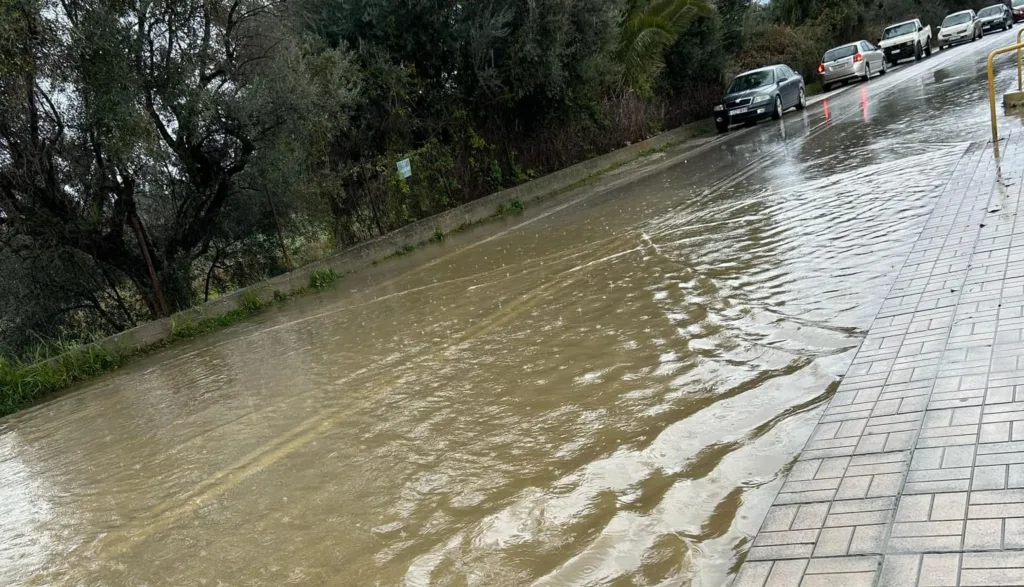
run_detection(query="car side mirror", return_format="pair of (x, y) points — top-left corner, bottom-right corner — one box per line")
(918, 25), (924, 31)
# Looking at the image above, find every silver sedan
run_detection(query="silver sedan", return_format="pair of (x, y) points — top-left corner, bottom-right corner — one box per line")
(818, 41), (887, 92)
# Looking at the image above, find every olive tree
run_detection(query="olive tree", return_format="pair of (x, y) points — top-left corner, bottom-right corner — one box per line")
(0, 0), (358, 318)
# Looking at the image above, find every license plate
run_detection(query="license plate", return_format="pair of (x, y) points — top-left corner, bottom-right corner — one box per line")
(730, 107), (748, 115)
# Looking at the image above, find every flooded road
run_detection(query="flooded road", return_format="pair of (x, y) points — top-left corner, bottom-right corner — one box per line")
(4, 34), (1024, 586)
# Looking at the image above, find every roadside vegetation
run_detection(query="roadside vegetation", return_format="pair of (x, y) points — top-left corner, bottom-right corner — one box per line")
(0, 0), (996, 413)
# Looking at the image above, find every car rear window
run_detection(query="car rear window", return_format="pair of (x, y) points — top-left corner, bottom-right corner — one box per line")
(979, 6), (1001, 16)
(823, 45), (858, 62)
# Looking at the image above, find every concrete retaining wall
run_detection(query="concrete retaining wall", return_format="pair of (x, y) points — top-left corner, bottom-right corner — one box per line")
(91, 122), (705, 355)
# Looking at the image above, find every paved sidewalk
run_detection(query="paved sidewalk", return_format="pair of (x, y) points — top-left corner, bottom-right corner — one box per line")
(735, 135), (1024, 586)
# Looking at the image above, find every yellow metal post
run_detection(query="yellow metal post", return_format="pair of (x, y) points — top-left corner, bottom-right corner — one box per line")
(1017, 28), (1024, 90)
(988, 41), (1024, 145)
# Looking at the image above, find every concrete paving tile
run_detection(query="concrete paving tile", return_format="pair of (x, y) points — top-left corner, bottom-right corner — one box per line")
(848, 524), (885, 554)
(824, 510), (891, 527)
(877, 554), (921, 587)
(753, 529), (820, 547)
(791, 503), (830, 530)
(763, 559), (808, 587)
(931, 492), (968, 521)
(799, 572), (875, 586)
(964, 518), (1002, 550)
(890, 520), (964, 538)
(896, 494), (933, 523)
(747, 544), (815, 560)
(733, 561), (772, 587)
(1003, 518), (1024, 549)
(917, 553), (959, 587)
(812, 526), (853, 558)
(868, 472), (904, 497)
(903, 479), (971, 494)
(973, 465), (1009, 490)
(960, 568), (1024, 586)
(905, 467), (972, 483)
(1010, 464), (1024, 488)
(761, 505), (799, 532)
(732, 561), (772, 587)
(828, 496), (896, 514)
(887, 535), (962, 553)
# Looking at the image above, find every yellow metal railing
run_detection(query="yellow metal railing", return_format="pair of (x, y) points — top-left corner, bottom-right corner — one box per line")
(1017, 28), (1024, 90)
(988, 41), (1024, 144)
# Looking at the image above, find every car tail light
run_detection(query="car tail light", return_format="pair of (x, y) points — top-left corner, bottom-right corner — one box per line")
(818, 63), (825, 73)
(853, 53), (863, 62)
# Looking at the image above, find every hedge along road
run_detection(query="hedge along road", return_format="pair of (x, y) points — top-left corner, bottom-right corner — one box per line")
(0, 30), (1018, 587)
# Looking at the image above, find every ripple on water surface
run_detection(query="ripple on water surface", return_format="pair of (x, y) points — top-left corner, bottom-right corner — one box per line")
(0, 139), (964, 586)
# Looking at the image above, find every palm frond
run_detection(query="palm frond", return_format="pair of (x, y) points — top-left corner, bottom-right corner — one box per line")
(616, 0), (711, 95)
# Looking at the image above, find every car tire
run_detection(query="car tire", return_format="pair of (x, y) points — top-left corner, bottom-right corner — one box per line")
(716, 120), (729, 133)
(980, 27), (984, 39)
(925, 42), (932, 56)
(771, 95), (783, 120)
(796, 87), (806, 110)
(879, 59), (888, 75)
(863, 63), (871, 81)
(915, 42), (922, 60)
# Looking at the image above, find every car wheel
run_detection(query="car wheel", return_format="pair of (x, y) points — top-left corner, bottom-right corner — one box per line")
(863, 63), (871, 81)
(716, 120), (729, 133)
(980, 27), (984, 39)
(771, 95), (783, 120)
(915, 42), (922, 60)
(796, 87), (806, 110)
(880, 59), (888, 75)
(925, 42), (932, 56)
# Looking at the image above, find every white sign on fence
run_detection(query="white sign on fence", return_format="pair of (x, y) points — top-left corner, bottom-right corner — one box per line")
(397, 158), (412, 179)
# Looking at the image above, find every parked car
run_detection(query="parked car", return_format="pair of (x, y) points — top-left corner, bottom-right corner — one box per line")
(712, 65), (805, 133)
(818, 41), (887, 92)
(879, 19), (932, 65)
(1013, 0), (1024, 22)
(978, 4), (1013, 31)
(937, 10), (983, 49)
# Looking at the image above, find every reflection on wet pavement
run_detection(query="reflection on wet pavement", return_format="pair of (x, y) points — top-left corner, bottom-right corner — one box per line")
(1, 30), (1021, 587)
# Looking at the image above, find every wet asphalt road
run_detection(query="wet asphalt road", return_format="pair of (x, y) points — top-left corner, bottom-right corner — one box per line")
(2, 29), (1023, 587)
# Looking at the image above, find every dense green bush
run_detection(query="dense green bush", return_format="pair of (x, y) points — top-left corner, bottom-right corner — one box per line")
(0, 0), (975, 364)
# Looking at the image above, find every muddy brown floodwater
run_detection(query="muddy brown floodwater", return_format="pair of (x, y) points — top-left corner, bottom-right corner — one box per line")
(1, 32), (1019, 587)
